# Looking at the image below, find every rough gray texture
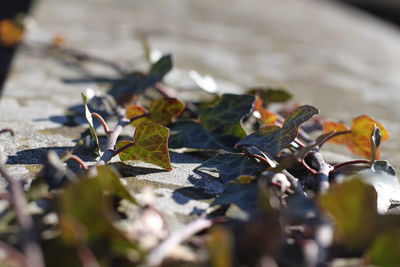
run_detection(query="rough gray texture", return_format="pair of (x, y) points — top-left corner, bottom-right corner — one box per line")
(2, 0), (400, 223)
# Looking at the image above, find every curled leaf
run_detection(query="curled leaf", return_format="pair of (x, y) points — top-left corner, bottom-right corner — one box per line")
(116, 123), (172, 170)
(81, 93), (100, 156)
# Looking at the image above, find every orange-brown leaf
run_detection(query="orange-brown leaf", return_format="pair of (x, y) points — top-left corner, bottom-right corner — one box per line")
(350, 115), (389, 159)
(322, 121), (351, 145)
(0, 19), (23, 46)
(125, 104), (151, 126)
(254, 97), (278, 125)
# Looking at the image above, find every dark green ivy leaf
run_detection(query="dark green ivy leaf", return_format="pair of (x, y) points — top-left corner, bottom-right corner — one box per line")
(213, 182), (259, 212)
(247, 87), (292, 103)
(195, 153), (263, 183)
(147, 54), (172, 84)
(236, 105), (318, 156)
(168, 121), (234, 151)
(200, 94), (255, 138)
(58, 166), (140, 260)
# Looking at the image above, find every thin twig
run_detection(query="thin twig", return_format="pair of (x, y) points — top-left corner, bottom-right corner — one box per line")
(67, 155), (89, 171)
(332, 160), (370, 173)
(153, 82), (175, 98)
(146, 217), (213, 267)
(91, 113), (110, 134)
(0, 164), (44, 267)
(0, 128), (15, 136)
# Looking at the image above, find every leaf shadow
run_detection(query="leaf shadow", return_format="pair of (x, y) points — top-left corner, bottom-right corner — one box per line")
(6, 146), (95, 165)
(109, 162), (169, 177)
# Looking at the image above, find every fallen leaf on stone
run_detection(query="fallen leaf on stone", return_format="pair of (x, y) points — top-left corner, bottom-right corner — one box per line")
(116, 123), (172, 170)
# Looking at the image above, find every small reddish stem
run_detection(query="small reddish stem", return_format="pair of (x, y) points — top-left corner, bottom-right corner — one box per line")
(91, 113), (110, 133)
(332, 159), (370, 172)
(250, 154), (273, 167)
(0, 128), (15, 136)
(319, 130), (352, 147)
(153, 82), (175, 98)
(300, 159), (317, 175)
(67, 155), (89, 171)
(113, 141), (136, 156)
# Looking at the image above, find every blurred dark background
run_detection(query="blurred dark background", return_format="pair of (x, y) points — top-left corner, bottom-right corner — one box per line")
(0, 0), (33, 91)
(340, 0), (400, 25)
(0, 0), (400, 93)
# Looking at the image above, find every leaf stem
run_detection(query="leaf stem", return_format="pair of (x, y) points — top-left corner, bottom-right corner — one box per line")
(332, 159), (370, 173)
(318, 130), (351, 148)
(153, 82), (175, 98)
(91, 112), (110, 134)
(96, 108), (130, 165)
(113, 141), (136, 156)
(129, 112), (150, 124)
(146, 217), (213, 266)
(0, 163), (45, 267)
(67, 155), (89, 171)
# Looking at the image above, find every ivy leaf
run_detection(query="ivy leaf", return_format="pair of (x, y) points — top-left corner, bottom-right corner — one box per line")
(207, 226), (233, 267)
(81, 93), (100, 156)
(147, 54), (172, 84)
(200, 94), (255, 138)
(322, 116), (389, 159)
(247, 87), (292, 103)
(168, 121), (233, 151)
(319, 179), (378, 251)
(81, 166), (136, 204)
(116, 123), (172, 170)
(349, 163), (400, 214)
(368, 230), (400, 267)
(58, 167), (140, 260)
(148, 98), (185, 125)
(213, 182), (259, 212)
(236, 105), (318, 156)
(126, 98), (185, 126)
(351, 116), (389, 160)
(321, 121), (351, 145)
(195, 153), (263, 184)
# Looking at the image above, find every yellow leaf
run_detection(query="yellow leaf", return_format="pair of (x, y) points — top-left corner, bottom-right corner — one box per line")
(350, 116), (389, 159)
(322, 116), (389, 159)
